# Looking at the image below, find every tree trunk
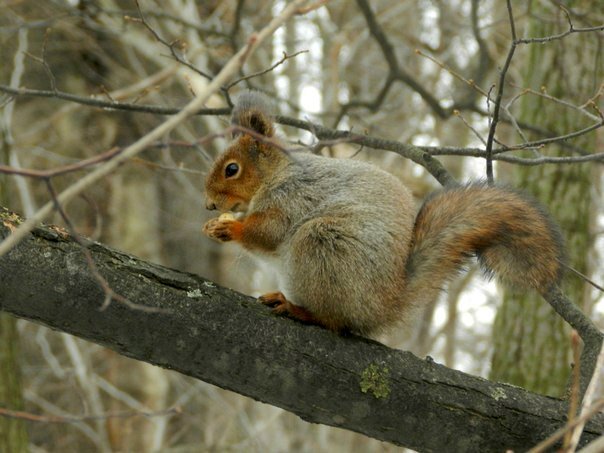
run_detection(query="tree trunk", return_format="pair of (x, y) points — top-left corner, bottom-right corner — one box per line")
(0, 314), (29, 453)
(490, 0), (598, 397)
(0, 104), (29, 453)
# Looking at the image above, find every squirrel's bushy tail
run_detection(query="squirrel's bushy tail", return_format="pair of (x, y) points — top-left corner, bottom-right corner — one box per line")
(404, 183), (566, 306)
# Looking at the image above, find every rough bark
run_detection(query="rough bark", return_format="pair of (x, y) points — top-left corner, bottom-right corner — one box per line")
(0, 314), (29, 453)
(0, 127), (28, 453)
(0, 208), (602, 453)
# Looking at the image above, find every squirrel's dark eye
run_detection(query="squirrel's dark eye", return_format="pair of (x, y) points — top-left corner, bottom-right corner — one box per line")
(225, 162), (239, 178)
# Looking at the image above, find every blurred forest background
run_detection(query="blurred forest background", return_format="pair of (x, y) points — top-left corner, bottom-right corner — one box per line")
(0, 0), (603, 452)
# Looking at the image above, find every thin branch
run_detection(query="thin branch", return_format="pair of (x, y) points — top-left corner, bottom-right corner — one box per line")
(110, 9), (228, 38)
(564, 331), (583, 449)
(415, 49), (489, 98)
(277, 114), (455, 185)
(23, 28), (57, 92)
(484, 0), (517, 183)
(504, 120), (604, 151)
(561, 263), (604, 293)
(488, 152), (604, 166)
(502, 104), (532, 146)
(130, 157), (205, 176)
(3, 24), (37, 217)
(453, 109), (487, 146)
(0, 84), (229, 116)
(508, 84), (602, 123)
(527, 399), (604, 453)
(0, 146), (123, 178)
(0, 14), (71, 33)
(226, 50), (309, 89)
(569, 342), (604, 450)
(335, 74), (396, 125)
(45, 179), (163, 313)
(229, 0), (246, 51)
(424, 146), (604, 165)
(516, 9), (604, 45)
(354, 0), (448, 119)
(296, 0), (329, 14)
(24, 390), (106, 449)
(0, 406), (181, 424)
(471, 104), (599, 156)
(467, 0), (492, 98)
(134, 0), (213, 80)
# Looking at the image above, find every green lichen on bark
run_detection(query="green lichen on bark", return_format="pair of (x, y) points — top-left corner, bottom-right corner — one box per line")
(360, 363), (390, 399)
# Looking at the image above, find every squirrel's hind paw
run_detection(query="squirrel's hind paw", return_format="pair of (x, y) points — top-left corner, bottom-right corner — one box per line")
(259, 292), (324, 327)
(259, 291), (288, 308)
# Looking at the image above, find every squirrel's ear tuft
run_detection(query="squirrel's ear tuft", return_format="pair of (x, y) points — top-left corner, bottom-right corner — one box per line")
(231, 90), (275, 138)
(240, 110), (275, 137)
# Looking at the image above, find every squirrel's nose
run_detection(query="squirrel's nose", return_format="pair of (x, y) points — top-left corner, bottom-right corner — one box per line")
(206, 201), (217, 211)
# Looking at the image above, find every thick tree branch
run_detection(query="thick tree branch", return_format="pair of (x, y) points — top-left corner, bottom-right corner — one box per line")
(0, 210), (603, 452)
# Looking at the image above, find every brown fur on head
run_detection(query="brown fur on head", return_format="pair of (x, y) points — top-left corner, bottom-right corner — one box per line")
(204, 91), (282, 213)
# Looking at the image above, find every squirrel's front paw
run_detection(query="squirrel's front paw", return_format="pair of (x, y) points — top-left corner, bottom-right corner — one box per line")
(202, 216), (241, 242)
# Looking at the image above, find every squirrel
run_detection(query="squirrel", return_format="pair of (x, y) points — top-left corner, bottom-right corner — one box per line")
(202, 90), (566, 336)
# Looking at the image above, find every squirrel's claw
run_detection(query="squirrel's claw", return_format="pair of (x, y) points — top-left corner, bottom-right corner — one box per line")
(259, 292), (326, 327)
(259, 291), (288, 308)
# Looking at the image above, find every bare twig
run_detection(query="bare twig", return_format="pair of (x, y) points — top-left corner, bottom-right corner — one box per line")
(484, 0), (518, 184)
(526, 336), (604, 453)
(568, 343), (604, 451)
(226, 50), (309, 89)
(135, 0), (213, 80)
(116, 8), (228, 38)
(527, 399), (604, 453)
(453, 110), (487, 146)
(130, 157), (205, 175)
(23, 28), (56, 92)
(467, 0), (492, 100)
(425, 146), (604, 165)
(504, 120), (604, 151)
(296, 0), (329, 14)
(0, 405), (181, 424)
(508, 85), (602, 123)
(0, 84), (229, 116)
(44, 179), (164, 313)
(415, 49), (489, 98)
(564, 331), (583, 449)
(354, 0), (448, 119)
(3, 25), (36, 216)
(516, 7), (604, 45)
(0, 147), (123, 178)
(229, 0), (246, 51)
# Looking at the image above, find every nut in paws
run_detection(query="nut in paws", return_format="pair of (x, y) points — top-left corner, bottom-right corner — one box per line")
(202, 217), (236, 242)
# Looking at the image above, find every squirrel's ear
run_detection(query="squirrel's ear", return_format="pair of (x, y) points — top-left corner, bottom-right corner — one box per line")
(231, 90), (275, 138)
(238, 110), (275, 138)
